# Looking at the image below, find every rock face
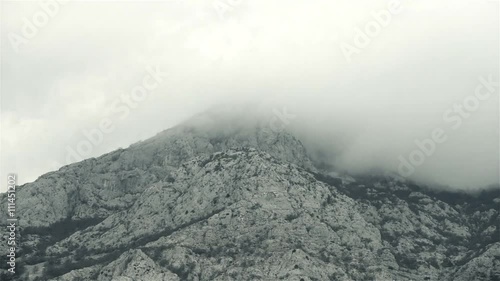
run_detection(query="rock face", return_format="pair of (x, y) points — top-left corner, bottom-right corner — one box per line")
(1, 112), (499, 281)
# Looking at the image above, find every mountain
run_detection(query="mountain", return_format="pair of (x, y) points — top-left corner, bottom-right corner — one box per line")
(1, 110), (499, 281)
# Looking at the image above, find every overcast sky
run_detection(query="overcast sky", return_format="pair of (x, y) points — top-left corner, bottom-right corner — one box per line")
(1, 0), (498, 192)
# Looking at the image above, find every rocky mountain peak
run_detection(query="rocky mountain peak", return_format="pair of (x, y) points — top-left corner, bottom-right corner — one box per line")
(1, 111), (499, 281)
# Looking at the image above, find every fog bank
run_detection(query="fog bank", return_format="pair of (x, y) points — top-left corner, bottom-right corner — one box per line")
(1, 0), (498, 192)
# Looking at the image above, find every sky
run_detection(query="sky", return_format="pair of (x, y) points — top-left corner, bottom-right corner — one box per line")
(0, 0), (499, 193)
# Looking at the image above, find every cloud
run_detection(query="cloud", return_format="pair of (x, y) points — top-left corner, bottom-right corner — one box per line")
(1, 0), (498, 192)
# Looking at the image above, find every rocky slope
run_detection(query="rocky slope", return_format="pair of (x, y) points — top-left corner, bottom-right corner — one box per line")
(1, 112), (499, 281)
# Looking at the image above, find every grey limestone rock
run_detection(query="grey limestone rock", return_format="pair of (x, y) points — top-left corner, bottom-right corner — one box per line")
(1, 112), (498, 281)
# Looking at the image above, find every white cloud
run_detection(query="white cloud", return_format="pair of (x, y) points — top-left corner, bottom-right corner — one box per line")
(1, 0), (498, 192)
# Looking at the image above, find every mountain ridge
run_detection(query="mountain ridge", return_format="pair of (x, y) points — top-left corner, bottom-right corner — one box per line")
(1, 113), (499, 281)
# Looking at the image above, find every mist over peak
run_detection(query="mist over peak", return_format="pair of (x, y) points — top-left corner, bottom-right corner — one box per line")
(1, 0), (497, 193)
(153, 102), (499, 192)
(1, 2), (499, 280)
